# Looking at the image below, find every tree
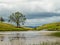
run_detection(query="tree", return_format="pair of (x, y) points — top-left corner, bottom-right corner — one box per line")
(9, 12), (26, 28)
(0, 17), (4, 22)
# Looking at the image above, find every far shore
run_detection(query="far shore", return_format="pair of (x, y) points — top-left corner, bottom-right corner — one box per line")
(0, 31), (59, 35)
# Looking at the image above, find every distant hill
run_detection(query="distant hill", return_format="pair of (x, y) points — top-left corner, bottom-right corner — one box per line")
(36, 22), (60, 31)
(26, 26), (37, 28)
(0, 22), (33, 31)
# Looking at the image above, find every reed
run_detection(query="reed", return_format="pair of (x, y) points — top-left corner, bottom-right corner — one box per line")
(33, 41), (60, 45)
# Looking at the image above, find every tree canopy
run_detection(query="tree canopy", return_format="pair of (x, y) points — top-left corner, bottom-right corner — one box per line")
(9, 12), (26, 28)
(0, 17), (4, 22)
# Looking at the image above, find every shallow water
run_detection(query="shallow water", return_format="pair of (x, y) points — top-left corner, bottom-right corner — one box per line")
(0, 31), (60, 45)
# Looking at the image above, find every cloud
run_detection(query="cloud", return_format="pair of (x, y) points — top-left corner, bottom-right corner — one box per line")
(0, 0), (59, 15)
(0, 0), (60, 26)
(0, 0), (60, 13)
(0, 0), (56, 13)
(26, 12), (60, 19)
(25, 16), (60, 26)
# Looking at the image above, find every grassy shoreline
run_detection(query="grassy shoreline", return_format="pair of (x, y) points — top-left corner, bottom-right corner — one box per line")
(49, 32), (60, 37)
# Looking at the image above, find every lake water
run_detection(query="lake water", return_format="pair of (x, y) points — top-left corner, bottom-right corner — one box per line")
(0, 31), (60, 45)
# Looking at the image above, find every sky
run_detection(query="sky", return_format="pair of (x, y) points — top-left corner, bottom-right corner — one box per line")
(0, 0), (60, 26)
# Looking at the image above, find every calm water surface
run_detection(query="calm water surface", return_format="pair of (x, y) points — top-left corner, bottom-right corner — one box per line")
(0, 31), (60, 45)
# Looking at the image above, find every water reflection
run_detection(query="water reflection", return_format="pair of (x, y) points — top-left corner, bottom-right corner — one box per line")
(0, 31), (59, 45)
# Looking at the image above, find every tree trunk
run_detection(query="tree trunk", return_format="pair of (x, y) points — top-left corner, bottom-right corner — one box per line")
(17, 23), (19, 28)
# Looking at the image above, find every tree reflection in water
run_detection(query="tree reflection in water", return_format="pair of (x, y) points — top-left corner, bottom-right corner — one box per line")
(9, 33), (26, 45)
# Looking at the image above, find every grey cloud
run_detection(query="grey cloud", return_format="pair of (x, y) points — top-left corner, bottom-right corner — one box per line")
(25, 16), (60, 26)
(26, 12), (60, 19)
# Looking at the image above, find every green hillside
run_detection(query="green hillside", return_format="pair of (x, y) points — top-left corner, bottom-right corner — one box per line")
(36, 22), (60, 31)
(1, 22), (60, 31)
(0, 22), (33, 31)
